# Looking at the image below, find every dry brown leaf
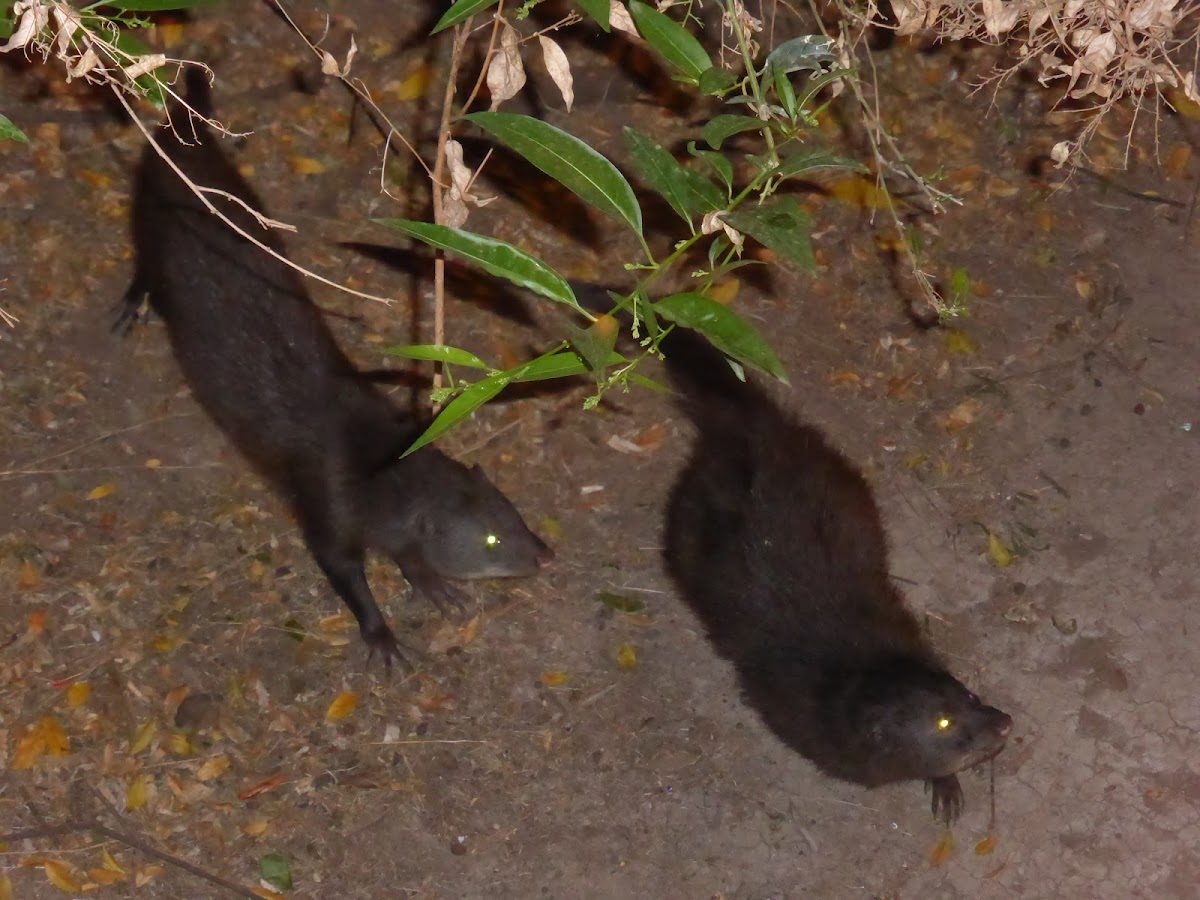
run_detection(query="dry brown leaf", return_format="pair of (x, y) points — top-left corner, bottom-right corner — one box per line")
(938, 398), (981, 432)
(886, 373), (917, 401)
(458, 613), (481, 647)
(538, 34), (574, 112)
(239, 774), (285, 800)
(633, 422), (668, 451)
(1165, 143), (1192, 178)
(19, 561), (42, 590)
(609, 0), (638, 35)
(541, 671), (570, 687)
(828, 371), (862, 384)
(487, 21), (526, 109)
(135, 864), (165, 887)
(26, 607), (46, 634)
(975, 834), (998, 855)
(929, 830), (955, 866)
(89, 867), (125, 885)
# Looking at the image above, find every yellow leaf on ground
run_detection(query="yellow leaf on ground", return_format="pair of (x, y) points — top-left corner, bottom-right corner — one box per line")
(827, 176), (892, 210)
(101, 849), (126, 873)
(1165, 86), (1200, 118)
(130, 721), (156, 754)
(707, 279), (740, 305)
(616, 644), (638, 670)
(126, 773), (151, 811)
(168, 732), (192, 755)
(66, 682), (91, 709)
(0, 871), (11, 900)
(158, 22), (185, 49)
(88, 867), (127, 885)
(289, 156), (326, 175)
(87, 482), (117, 500)
(243, 817), (271, 837)
(987, 531), (1014, 568)
(197, 754), (231, 782)
(43, 859), (83, 892)
(392, 64), (433, 101)
(541, 671), (570, 687)
(325, 691), (358, 722)
(943, 329), (977, 355)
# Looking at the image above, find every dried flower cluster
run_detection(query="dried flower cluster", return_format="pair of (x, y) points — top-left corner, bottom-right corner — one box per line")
(888, 0), (1200, 158)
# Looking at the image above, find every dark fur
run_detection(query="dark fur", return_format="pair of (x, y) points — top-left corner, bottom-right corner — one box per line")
(121, 70), (552, 668)
(662, 328), (1010, 822)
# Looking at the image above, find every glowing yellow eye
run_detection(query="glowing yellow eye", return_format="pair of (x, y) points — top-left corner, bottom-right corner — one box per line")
(937, 717), (952, 731)
(485, 534), (500, 548)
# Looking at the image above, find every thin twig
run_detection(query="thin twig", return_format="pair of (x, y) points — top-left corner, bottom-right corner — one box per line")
(115, 85), (396, 306)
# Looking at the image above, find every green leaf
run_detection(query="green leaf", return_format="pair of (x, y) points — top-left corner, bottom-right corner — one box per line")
(432, 0), (500, 33)
(698, 66), (737, 96)
(623, 127), (722, 227)
(796, 67), (855, 108)
(764, 35), (836, 74)
(0, 114), (29, 143)
(656, 293), (788, 384)
(687, 142), (732, 192)
(598, 591), (645, 613)
(405, 374), (511, 456)
(628, 1), (710, 82)
(574, 0), (610, 30)
(258, 853), (294, 892)
(566, 320), (618, 376)
(771, 62), (798, 121)
(773, 147), (867, 179)
(375, 219), (583, 312)
(510, 350), (589, 382)
(702, 115), (762, 150)
(723, 197), (815, 272)
(382, 344), (491, 369)
(465, 111), (642, 236)
(512, 348), (628, 382)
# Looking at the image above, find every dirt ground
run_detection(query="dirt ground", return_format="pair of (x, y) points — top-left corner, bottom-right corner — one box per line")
(3, 2), (1200, 898)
